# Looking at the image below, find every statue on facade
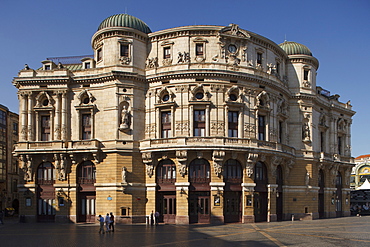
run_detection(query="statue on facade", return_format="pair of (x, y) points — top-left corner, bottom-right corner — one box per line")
(54, 154), (61, 180)
(121, 166), (127, 183)
(303, 122), (310, 142)
(26, 155), (32, 181)
(120, 106), (130, 129)
(305, 172), (310, 186)
(60, 154), (66, 180)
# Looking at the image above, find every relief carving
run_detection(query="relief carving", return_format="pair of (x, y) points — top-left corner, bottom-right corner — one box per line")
(176, 151), (187, 177)
(212, 151), (225, 177)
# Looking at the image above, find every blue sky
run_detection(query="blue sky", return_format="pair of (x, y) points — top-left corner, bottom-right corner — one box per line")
(1, 0), (369, 157)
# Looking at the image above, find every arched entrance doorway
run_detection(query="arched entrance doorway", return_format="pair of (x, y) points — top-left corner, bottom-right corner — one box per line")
(156, 159), (176, 224)
(276, 165), (283, 221)
(335, 172), (342, 217)
(224, 159), (242, 223)
(36, 162), (56, 222)
(12, 199), (19, 215)
(318, 169), (325, 218)
(254, 161), (268, 222)
(77, 161), (96, 223)
(189, 158), (210, 224)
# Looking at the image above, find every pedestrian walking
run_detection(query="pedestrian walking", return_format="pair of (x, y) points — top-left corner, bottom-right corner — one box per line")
(154, 211), (160, 225)
(150, 210), (154, 225)
(105, 213), (111, 232)
(97, 215), (105, 234)
(109, 212), (115, 232)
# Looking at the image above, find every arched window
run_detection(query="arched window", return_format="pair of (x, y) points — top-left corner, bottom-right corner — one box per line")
(224, 159), (242, 183)
(319, 169), (325, 189)
(78, 161), (96, 184)
(254, 161), (267, 183)
(157, 159), (176, 183)
(336, 172), (342, 188)
(37, 162), (55, 185)
(189, 159), (210, 183)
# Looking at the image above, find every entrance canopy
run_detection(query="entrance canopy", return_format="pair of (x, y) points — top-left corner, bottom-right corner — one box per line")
(357, 179), (370, 190)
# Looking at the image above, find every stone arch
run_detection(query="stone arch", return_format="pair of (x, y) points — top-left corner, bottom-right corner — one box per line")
(77, 89), (94, 105)
(35, 91), (53, 107)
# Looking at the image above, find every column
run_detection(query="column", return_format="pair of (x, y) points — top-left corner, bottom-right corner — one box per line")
(189, 105), (193, 137)
(238, 107), (243, 138)
(54, 92), (61, 140)
(206, 105), (210, 136)
(27, 93), (34, 141)
(61, 91), (67, 140)
(224, 106), (229, 137)
(19, 93), (28, 141)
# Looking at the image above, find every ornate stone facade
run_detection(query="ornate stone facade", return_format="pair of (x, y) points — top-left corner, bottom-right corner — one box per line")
(12, 14), (355, 224)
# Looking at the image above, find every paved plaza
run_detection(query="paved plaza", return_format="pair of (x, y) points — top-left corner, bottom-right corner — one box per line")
(1, 216), (370, 247)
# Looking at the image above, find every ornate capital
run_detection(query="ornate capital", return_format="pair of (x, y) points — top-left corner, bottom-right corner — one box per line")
(212, 151), (225, 177)
(245, 153), (258, 177)
(176, 151), (187, 177)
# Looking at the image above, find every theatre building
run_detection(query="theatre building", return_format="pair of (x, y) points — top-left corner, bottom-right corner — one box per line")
(12, 14), (355, 224)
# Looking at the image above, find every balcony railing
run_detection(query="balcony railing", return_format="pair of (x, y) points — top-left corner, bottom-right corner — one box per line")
(157, 178), (176, 184)
(189, 177), (210, 183)
(37, 179), (55, 185)
(78, 177), (96, 184)
(143, 137), (295, 155)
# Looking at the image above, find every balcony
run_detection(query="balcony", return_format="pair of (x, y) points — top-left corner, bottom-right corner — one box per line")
(141, 137), (295, 155)
(69, 139), (101, 150)
(15, 141), (65, 151)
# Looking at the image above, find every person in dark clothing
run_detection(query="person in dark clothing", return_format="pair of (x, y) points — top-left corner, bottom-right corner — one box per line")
(150, 210), (154, 225)
(109, 212), (115, 232)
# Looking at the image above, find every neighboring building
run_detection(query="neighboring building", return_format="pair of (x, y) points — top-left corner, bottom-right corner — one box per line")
(12, 14), (355, 224)
(350, 155), (370, 189)
(0, 104), (19, 214)
(350, 155), (370, 215)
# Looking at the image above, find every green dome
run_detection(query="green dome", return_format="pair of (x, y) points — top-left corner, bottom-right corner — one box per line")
(279, 41), (312, 56)
(98, 14), (151, 34)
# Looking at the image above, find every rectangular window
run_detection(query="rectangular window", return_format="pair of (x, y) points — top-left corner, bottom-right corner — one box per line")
(257, 52), (262, 65)
(41, 115), (50, 141)
(161, 111), (171, 138)
(97, 48), (102, 61)
(84, 62), (90, 69)
(228, 111), (238, 137)
(320, 131), (325, 152)
(13, 122), (18, 134)
(276, 62), (280, 75)
(304, 69), (309, 80)
(120, 44), (129, 57)
(44, 65), (51, 70)
(82, 114), (91, 140)
(278, 121), (283, 143)
(164, 47), (171, 59)
(258, 115), (265, 141)
(338, 136), (342, 155)
(194, 110), (205, 137)
(0, 110), (6, 125)
(196, 43), (204, 56)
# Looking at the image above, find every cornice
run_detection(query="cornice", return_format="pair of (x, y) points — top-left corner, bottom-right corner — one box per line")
(147, 70), (291, 96)
(13, 71), (147, 87)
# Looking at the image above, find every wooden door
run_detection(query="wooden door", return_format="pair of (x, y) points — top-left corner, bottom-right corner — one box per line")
(224, 191), (241, 223)
(78, 193), (96, 223)
(254, 192), (267, 222)
(189, 192), (210, 223)
(162, 195), (176, 224)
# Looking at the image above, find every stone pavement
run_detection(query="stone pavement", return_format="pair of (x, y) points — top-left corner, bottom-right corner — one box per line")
(1, 216), (370, 247)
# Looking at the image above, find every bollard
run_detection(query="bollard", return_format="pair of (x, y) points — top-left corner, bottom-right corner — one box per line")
(291, 214), (294, 222)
